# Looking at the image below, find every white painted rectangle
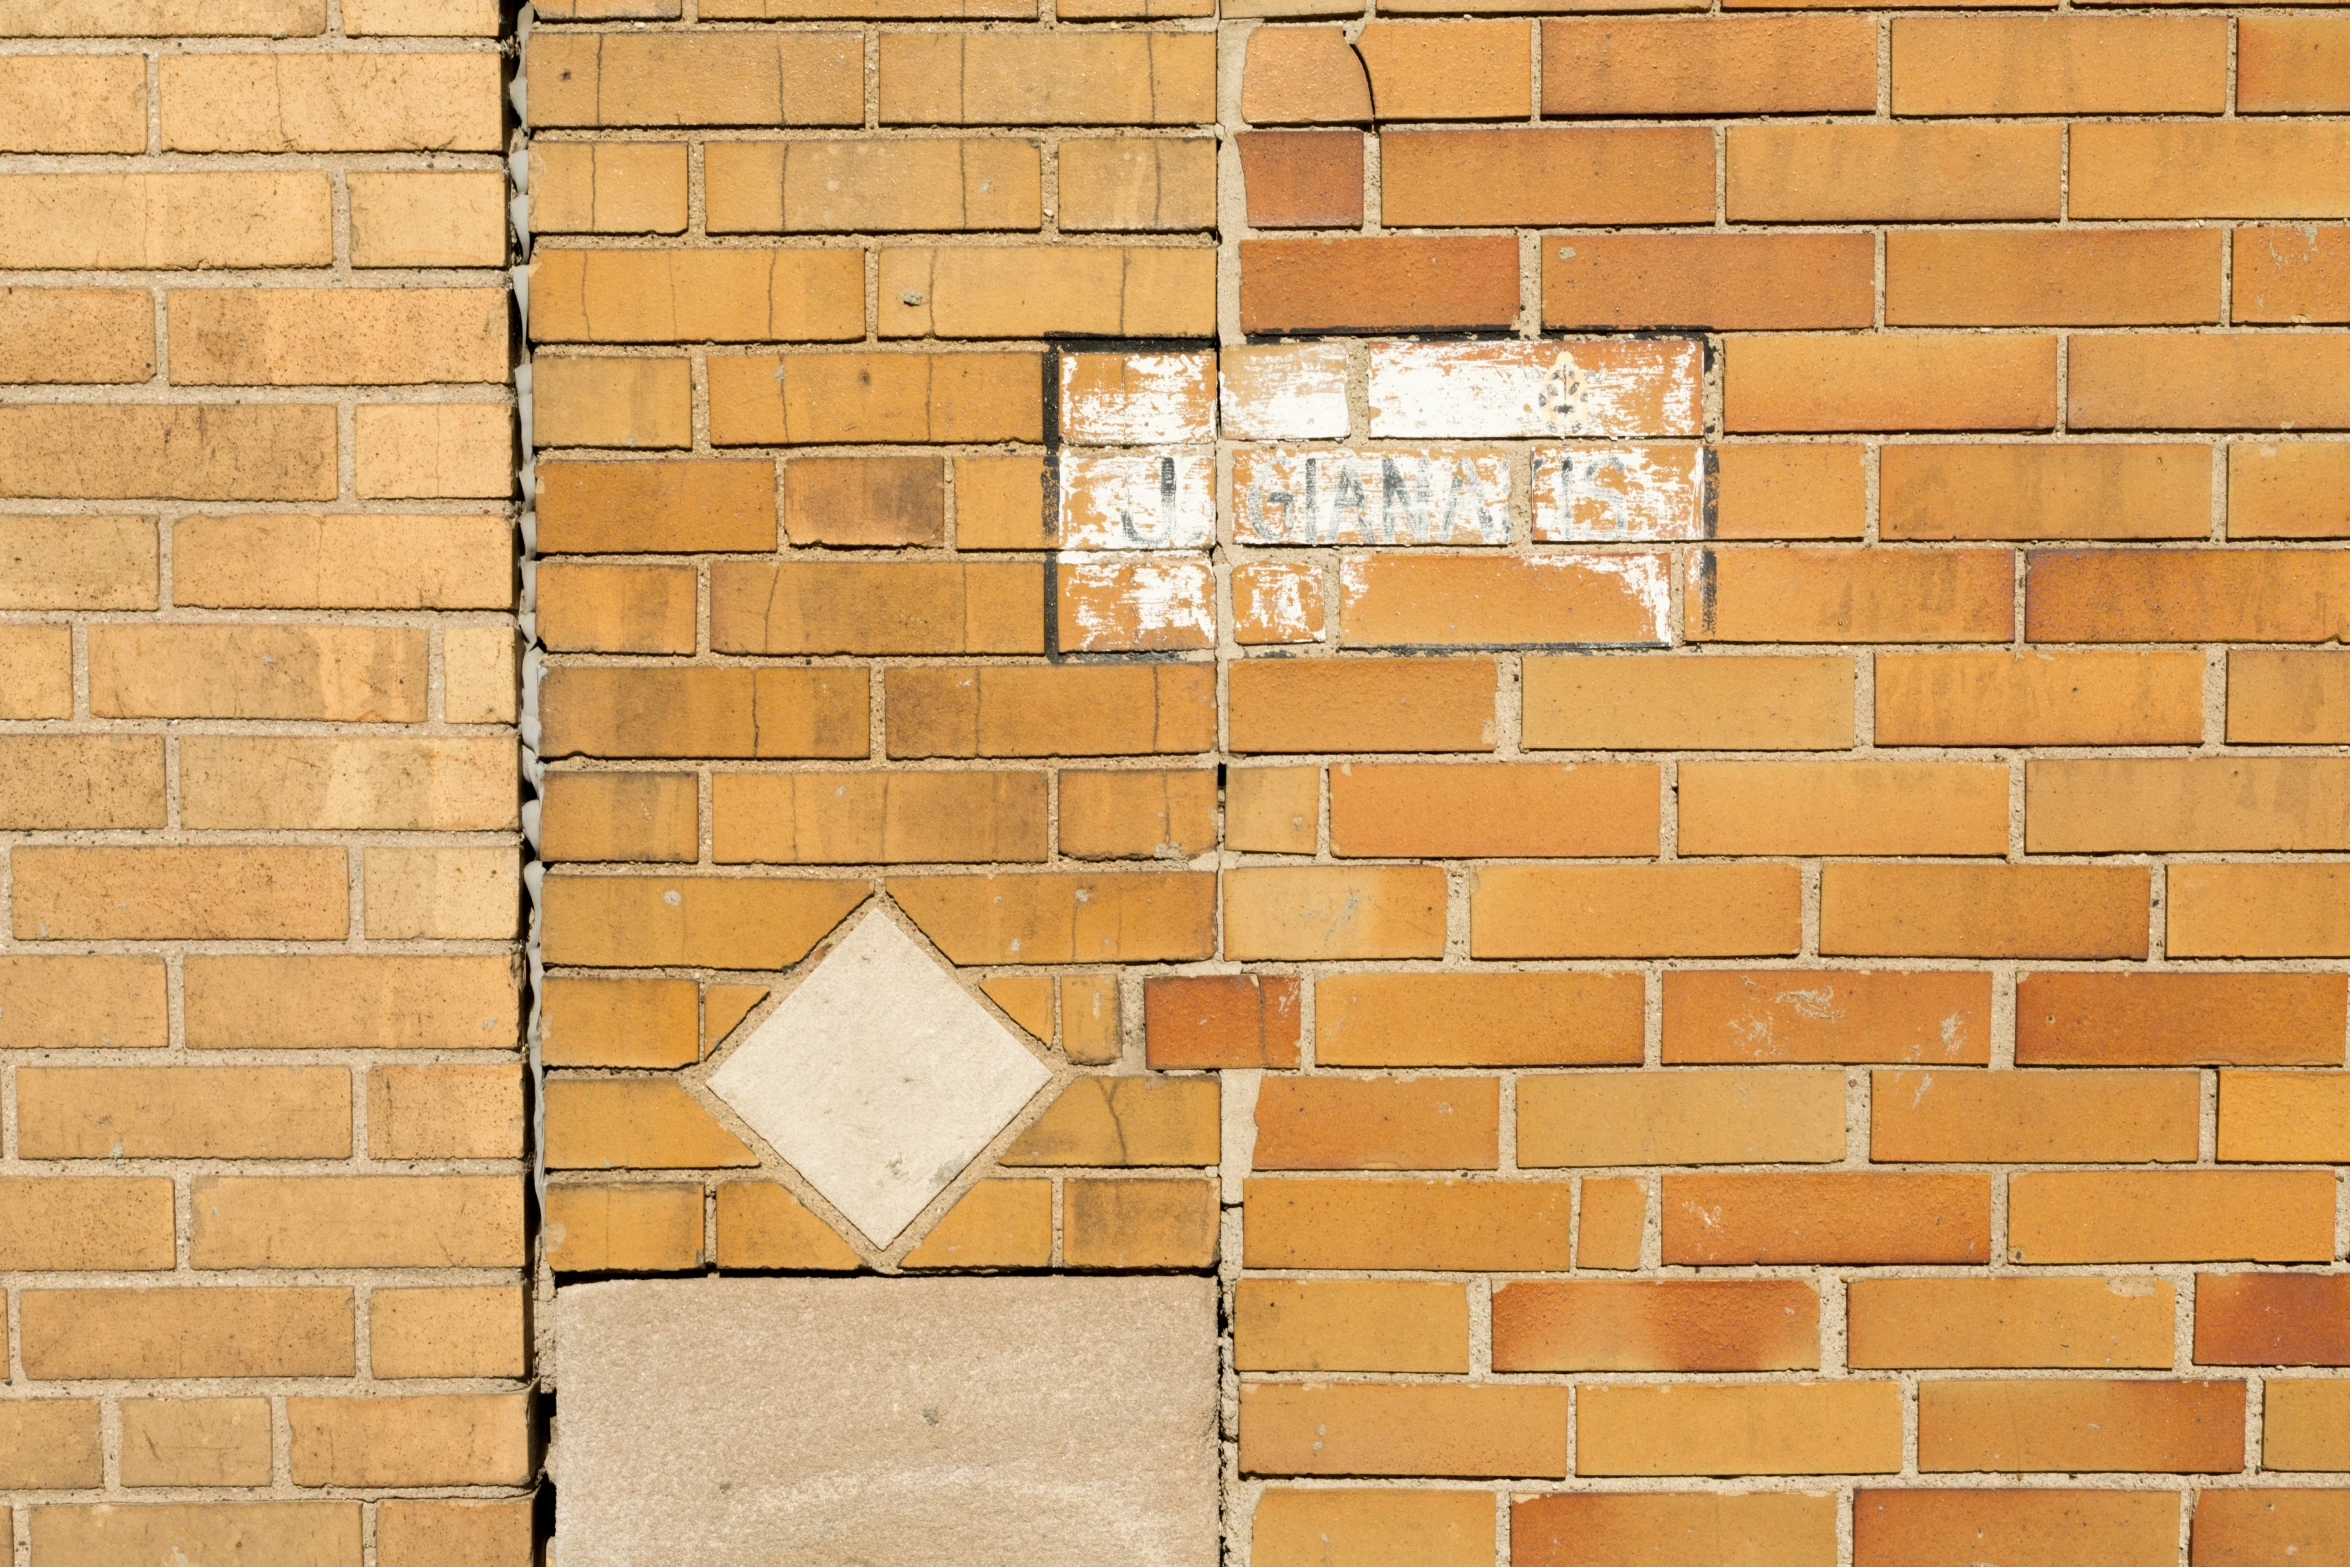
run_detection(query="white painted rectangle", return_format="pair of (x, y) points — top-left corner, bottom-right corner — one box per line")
(1060, 351), (1215, 445)
(1367, 339), (1703, 440)
(1534, 443), (1706, 542)
(1219, 342), (1349, 441)
(1057, 451), (1215, 550)
(1234, 449), (1510, 546)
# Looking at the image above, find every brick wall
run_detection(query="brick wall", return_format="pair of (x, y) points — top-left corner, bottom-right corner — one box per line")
(11, 0), (2350, 1562)
(0, 1), (531, 1561)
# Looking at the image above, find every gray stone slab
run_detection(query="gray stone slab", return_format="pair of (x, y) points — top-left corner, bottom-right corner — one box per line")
(554, 1276), (1220, 1567)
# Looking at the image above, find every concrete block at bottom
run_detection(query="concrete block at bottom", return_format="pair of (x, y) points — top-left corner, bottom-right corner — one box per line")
(553, 1275), (1219, 1567)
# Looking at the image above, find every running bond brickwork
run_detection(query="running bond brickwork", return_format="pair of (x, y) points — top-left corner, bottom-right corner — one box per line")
(11, 0), (2350, 1562)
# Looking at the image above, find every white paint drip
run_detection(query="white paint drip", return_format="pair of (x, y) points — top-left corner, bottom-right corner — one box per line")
(1219, 342), (1349, 440)
(1058, 452), (1216, 550)
(1533, 443), (1705, 542)
(1234, 449), (1510, 546)
(1366, 340), (1703, 440)
(1060, 559), (1215, 650)
(1059, 351), (1215, 445)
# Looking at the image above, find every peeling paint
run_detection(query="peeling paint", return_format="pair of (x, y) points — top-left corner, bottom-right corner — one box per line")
(1059, 351), (1215, 445)
(1219, 342), (1349, 440)
(1059, 558), (1215, 652)
(1534, 443), (1705, 542)
(1366, 340), (1703, 440)
(1058, 452), (1216, 550)
(1232, 562), (1323, 644)
(1235, 449), (1510, 546)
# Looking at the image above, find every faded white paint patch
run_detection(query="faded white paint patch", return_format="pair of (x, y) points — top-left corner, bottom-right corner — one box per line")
(1059, 557), (1215, 652)
(1234, 449), (1510, 546)
(1219, 342), (1349, 440)
(1367, 339), (1703, 440)
(1564, 551), (1675, 644)
(1534, 443), (1706, 542)
(1060, 351), (1215, 445)
(1058, 452), (1216, 550)
(1232, 561), (1323, 644)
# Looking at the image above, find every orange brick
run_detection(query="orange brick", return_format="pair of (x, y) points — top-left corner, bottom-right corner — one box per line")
(1523, 654), (1856, 749)
(2240, 17), (2350, 110)
(712, 1182), (859, 1270)
(17, 1287), (353, 1380)
(1543, 16), (1874, 113)
(1848, 1277), (2178, 1369)
(1002, 1076), (1220, 1167)
(1724, 336), (2057, 432)
(1235, 1280), (1471, 1372)
(1253, 1077), (1500, 1170)
(712, 560), (1040, 656)
(1058, 769), (1217, 860)
(1241, 26), (1373, 125)
(1919, 1380), (2242, 1474)
(2018, 972), (2346, 1066)
(1728, 124), (2062, 221)
(545, 1078), (755, 1170)
(892, 871), (1215, 964)
(1679, 761), (2008, 856)
(1229, 657), (1498, 754)
(1238, 131), (1364, 229)
(901, 1181), (1052, 1269)
(536, 459), (777, 553)
(1338, 554), (1669, 649)
(541, 667), (867, 759)
(2192, 1492), (2350, 1567)
(1520, 1494), (1837, 1567)
(2027, 550), (2350, 642)
(879, 33), (1214, 126)
(540, 978), (696, 1071)
(1261, 1491), (1494, 1567)
(540, 875), (866, 969)
(1520, 1068), (1843, 1167)
(880, 245), (1213, 338)
(1225, 865), (1446, 960)
(1857, 1491), (2181, 1567)
(1872, 1069), (2199, 1163)
(1891, 15), (2226, 112)
(888, 665), (1214, 758)
(2030, 758), (2350, 852)
(1820, 863), (2150, 959)
(2172, 863), (2350, 957)
(189, 1176), (523, 1269)
(1242, 1383), (1568, 1478)
(1057, 560), (1216, 654)
(528, 31), (862, 127)
(1878, 650), (2206, 747)
(2072, 124), (2350, 220)
(1233, 563), (1326, 647)
(1240, 236), (1521, 335)
(1578, 1176), (1645, 1270)
(783, 456), (943, 547)
(1242, 1177), (1575, 1270)
(545, 1183), (702, 1274)
(536, 562), (696, 654)
(1317, 973), (1643, 1068)
(1057, 138), (1217, 230)
(1227, 765), (1318, 852)
(712, 771), (1047, 864)
(1888, 230), (2218, 327)
(287, 1394), (530, 1488)
(14, 846), (348, 941)
(1577, 1382), (1902, 1477)
(2235, 226), (2350, 324)
(1714, 445), (1866, 539)
(2219, 1071), (2350, 1162)
(1381, 128), (1713, 227)
(539, 773), (699, 865)
(1664, 970), (1990, 1066)
(2070, 334), (2350, 430)
(1472, 864), (1801, 959)
(2008, 1170), (2337, 1263)
(1062, 1177), (1217, 1267)
(1493, 1279), (1820, 1372)
(1546, 233), (1874, 332)
(2223, 638), (2350, 736)
(1146, 975), (1303, 1068)
(1662, 1172), (1992, 1265)
(1354, 20), (1531, 116)
(710, 351), (1042, 446)
(2196, 1273), (2350, 1365)
(1329, 762), (1657, 858)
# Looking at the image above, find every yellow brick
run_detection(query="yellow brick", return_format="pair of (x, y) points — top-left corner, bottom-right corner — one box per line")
(1518, 1069), (1847, 1166)
(1058, 137), (1219, 231)
(15, 1067), (350, 1159)
(30, 1506), (360, 1567)
(528, 31), (863, 128)
(705, 138), (1043, 232)
(543, 977), (697, 1069)
(534, 356), (693, 448)
(0, 626), (69, 718)
(0, 955), (167, 1049)
(539, 774), (699, 865)
(365, 845), (521, 939)
(0, 172), (331, 268)
(17, 1287), (354, 1379)
(0, 287), (154, 381)
(880, 245), (1215, 337)
(711, 351), (1042, 444)
(15, 846), (348, 941)
(0, 736), (162, 828)
(288, 1394), (530, 1487)
(0, 0), (324, 32)
(368, 1064), (526, 1159)
(531, 143), (690, 234)
(546, 1182), (703, 1273)
(356, 403), (512, 499)
(190, 1176), (524, 1268)
(0, 57), (144, 152)
(542, 874), (869, 969)
(0, 404), (337, 501)
(1236, 1279), (1471, 1372)
(119, 1399), (272, 1488)
(343, 0), (500, 32)
(0, 1401), (102, 1489)
(370, 1286), (527, 1379)
(90, 623), (423, 720)
(0, 516), (156, 608)
(1062, 974), (1121, 1063)
(0, 1178), (175, 1270)
(537, 561), (696, 653)
(714, 1182), (861, 1269)
(181, 737), (516, 830)
(446, 623), (519, 723)
(902, 1180), (1053, 1268)
(377, 1502), (535, 1567)
(161, 52), (502, 151)
(173, 514), (508, 609)
(185, 954), (519, 1050)
(1063, 1177), (1219, 1267)
(348, 171), (509, 266)
(1002, 1076), (1220, 1166)
(545, 1078), (757, 1169)
(530, 247), (865, 343)
(879, 33), (1215, 125)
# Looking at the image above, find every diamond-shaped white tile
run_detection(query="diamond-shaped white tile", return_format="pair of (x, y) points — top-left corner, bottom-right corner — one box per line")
(706, 911), (1052, 1247)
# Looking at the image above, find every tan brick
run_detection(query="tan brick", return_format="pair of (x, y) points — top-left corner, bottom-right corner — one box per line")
(530, 248), (863, 343)
(2234, 227), (2350, 326)
(0, 0), (324, 30)
(1848, 1277), (2178, 1369)
(2030, 549), (2350, 642)
(190, 1176), (524, 1268)
(0, 1401), (101, 1489)
(1520, 1069), (1846, 1166)
(162, 53), (500, 150)
(1471, 864), (1802, 959)
(0, 736), (161, 830)
(173, 287), (506, 386)
(880, 33), (1215, 125)
(1225, 865), (1447, 960)
(1243, 1178), (1575, 1270)
(0, 625), (69, 718)
(89, 623), (417, 719)
(901, 1181), (1052, 1268)
(540, 459), (774, 552)
(784, 455), (943, 547)
(533, 356), (692, 448)
(1663, 969), (1991, 1066)
(15, 846), (347, 941)
(1230, 657), (1498, 754)
(185, 955), (520, 1050)
(1877, 650), (2206, 746)
(531, 143), (690, 234)
(1063, 1177), (1218, 1267)
(542, 977), (697, 1070)
(356, 403), (512, 499)
(1662, 1173), (1993, 1265)
(17, 1067), (349, 1160)
(707, 138), (1040, 232)
(2230, 444), (2350, 540)
(536, 562), (695, 654)
(528, 32), (866, 128)
(370, 1286), (526, 1379)
(1060, 768), (1218, 859)
(542, 666), (867, 759)
(120, 1399), (272, 1488)
(0, 516), (153, 610)
(2008, 1170), (2337, 1263)
(887, 664), (1213, 757)
(710, 351), (1042, 444)
(1242, 1383), (1567, 1478)
(289, 1394), (530, 1487)
(539, 773), (699, 865)
(541, 874), (867, 969)
(1520, 1495), (1836, 1567)
(0, 1178), (174, 1270)
(1260, 1491), (1495, 1567)
(377, 1502), (535, 1567)
(344, 0), (501, 33)
(880, 245), (1214, 337)
(1679, 761), (2008, 855)
(1253, 1076), (1498, 1171)
(369, 1065), (525, 1160)
(1227, 765), (1318, 853)
(0, 55), (145, 152)
(1874, 1068), (2199, 1163)
(2264, 1384), (2350, 1470)
(714, 1182), (860, 1270)
(2072, 123), (2350, 219)
(2169, 863), (2350, 957)
(1058, 137), (1218, 231)
(2017, 971), (2345, 1066)
(0, 956), (166, 1049)
(1729, 124), (2061, 221)
(174, 514), (507, 609)
(711, 560), (1042, 655)
(1858, 1491), (2181, 1567)
(1919, 1379), (2242, 1474)
(1319, 973), (1644, 1067)
(1821, 863), (2149, 959)
(714, 770), (1046, 864)
(181, 737), (514, 831)
(0, 404), (337, 501)
(1579, 1382), (1902, 1477)
(1236, 1280), (1471, 1372)
(29, 1506), (360, 1567)
(19, 1287), (352, 1379)
(0, 287), (152, 382)
(1524, 654), (1854, 750)
(1724, 337), (2057, 432)
(891, 871), (1214, 963)
(546, 1182), (702, 1273)
(1543, 16), (1875, 114)
(0, 172), (331, 268)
